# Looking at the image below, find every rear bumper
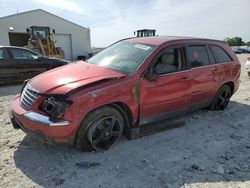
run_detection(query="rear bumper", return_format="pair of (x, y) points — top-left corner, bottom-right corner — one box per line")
(10, 95), (76, 145)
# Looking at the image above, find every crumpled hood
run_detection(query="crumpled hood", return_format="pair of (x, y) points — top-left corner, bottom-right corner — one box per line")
(29, 61), (126, 94)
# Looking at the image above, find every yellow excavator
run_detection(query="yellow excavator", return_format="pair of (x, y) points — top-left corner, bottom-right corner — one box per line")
(25, 26), (64, 59)
(134, 29), (156, 37)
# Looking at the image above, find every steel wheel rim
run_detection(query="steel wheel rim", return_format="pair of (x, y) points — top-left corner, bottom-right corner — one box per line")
(87, 116), (123, 150)
(216, 88), (231, 110)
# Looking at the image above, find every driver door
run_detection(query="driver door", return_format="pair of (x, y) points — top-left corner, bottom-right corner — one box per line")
(139, 46), (192, 125)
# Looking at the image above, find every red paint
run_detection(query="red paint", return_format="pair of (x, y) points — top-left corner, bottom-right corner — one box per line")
(11, 37), (241, 144)
(29, 62), (126, 94)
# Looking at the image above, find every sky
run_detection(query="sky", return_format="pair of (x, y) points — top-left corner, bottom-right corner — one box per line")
(0, 0), (249, 47)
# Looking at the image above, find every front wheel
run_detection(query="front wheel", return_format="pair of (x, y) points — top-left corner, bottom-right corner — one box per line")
(208, 85), (232, 111)
(76, 106), (124, 151)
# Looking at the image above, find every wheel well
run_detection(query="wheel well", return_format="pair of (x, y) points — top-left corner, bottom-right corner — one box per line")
(74, 102), (134, 146)
(224, 81), (234, 95)
(109, 102), (134, 139)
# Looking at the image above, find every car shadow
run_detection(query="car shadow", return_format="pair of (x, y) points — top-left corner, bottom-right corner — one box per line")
(13, 101), (250, 187)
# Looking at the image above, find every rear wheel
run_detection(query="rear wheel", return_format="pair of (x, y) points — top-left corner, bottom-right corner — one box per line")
(208, 85), (232, 111)
(76, 106), (124, 151)
(248, 72), (250, 77)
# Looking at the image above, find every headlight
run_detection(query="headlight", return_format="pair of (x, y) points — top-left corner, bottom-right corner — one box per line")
(41, 96), (72, 118)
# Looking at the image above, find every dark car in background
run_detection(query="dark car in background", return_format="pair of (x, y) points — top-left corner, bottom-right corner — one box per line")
(240, 48), (250, 53)
(0, 46), (70, 83)
(232, 48), (242, 54)
(231, 46), (250, 54)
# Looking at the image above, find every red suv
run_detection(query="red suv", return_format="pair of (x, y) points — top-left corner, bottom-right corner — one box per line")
(10, 37), (241, 151)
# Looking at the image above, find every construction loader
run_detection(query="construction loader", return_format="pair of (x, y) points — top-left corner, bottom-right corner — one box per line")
(26, 26), (64, 59)
(134, 29), (156, 37)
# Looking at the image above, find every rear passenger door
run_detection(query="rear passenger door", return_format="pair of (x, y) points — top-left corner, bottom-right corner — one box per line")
(186, 45), (217, 110)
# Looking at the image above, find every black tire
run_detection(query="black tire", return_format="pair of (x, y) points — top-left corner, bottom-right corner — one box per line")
(248, 72), (250, 77)
(208, 85), (232, 111)
(76, 106), (124, 151)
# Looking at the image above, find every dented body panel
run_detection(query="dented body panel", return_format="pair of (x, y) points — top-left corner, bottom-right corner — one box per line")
(29, 61), (126, 94)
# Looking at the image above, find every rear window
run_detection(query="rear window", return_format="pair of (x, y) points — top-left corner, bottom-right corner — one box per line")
(210, 45), (232, 63)
(187, 45), (210, 68)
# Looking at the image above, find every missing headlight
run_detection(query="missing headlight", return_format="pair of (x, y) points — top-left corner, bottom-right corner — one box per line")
(42, 97), (72, 118)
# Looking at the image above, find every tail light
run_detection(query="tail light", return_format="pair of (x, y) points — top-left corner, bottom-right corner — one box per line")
(247, 57), (250, 61)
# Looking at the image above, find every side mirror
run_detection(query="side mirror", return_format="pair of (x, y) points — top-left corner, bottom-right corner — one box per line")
(147, 68), (158, 81)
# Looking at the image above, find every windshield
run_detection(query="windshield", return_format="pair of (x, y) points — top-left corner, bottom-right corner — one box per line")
(88, 41), (156, 74)
(31, 27), (50, 40)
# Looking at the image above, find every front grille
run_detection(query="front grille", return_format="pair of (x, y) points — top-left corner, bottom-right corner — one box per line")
(21, 84), (39, 109)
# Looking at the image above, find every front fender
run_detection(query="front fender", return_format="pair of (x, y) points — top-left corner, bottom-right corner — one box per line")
(64, 76), (140, 130)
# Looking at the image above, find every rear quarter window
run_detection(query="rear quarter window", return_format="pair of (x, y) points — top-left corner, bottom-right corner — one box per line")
(210, 45), (232, 63)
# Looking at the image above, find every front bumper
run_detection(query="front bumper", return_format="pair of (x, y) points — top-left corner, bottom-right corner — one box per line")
(24, 112), (69, 126)
(10, 96), (76, 145)
(10, 114), (74, 145)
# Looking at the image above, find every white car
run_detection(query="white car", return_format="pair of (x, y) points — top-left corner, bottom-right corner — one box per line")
(246, 56), (250, 77)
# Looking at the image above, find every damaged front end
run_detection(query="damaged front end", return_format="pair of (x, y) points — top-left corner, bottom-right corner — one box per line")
(20, 94), (73, 127)
(41, 96), (72, 119)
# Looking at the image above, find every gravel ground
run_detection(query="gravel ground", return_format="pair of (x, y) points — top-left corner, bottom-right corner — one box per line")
(0, 54), (250, 188)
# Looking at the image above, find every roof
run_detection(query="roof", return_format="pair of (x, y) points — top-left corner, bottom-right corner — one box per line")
(0, 45), (40, 54)
(0, 9), (88, 30)
(126, 36), (223, 46)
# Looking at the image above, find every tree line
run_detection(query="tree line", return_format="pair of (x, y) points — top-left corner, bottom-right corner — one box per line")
(224, 37), (250, 46)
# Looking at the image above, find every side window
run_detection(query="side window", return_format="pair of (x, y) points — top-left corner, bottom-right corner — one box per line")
(0, 49), (7, 60)
(210, 45), (232, 63)
(10, 48), (38, 60)
(155, 48), (183, 75)
(187, 45), (210, 68)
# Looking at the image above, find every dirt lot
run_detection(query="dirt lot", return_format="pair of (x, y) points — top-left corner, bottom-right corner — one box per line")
(0, 54), (250, 188)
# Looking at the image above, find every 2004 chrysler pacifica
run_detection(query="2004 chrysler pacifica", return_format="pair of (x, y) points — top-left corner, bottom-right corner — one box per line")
(10, 36), (241, 151)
